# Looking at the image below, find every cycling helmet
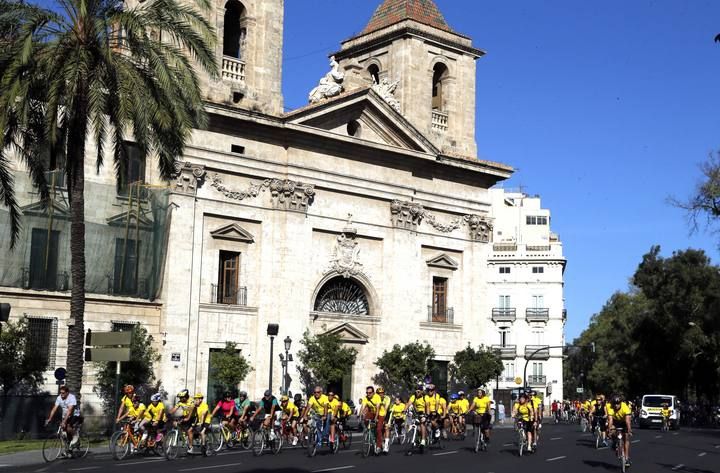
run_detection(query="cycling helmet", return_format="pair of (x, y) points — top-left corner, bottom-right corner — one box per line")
(151, 393), (162, 402)
(238, 391), (247, 398)
(123, 384), (135, 394)
(280, 395), (289, 402)
(177, 389), (189, 399)
(377, 387), (385, 394)
(194, 392), (204, 399)
(458, 391), (465, 396)
(612, 396), (622, 405)
(450, 394), (459, 400)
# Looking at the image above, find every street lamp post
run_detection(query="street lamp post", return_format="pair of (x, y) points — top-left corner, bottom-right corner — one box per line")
(280, 336), (293, 395)
(267, 324), (279, 392)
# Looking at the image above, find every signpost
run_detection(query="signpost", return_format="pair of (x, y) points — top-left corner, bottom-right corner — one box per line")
(84, 329), (133, 427)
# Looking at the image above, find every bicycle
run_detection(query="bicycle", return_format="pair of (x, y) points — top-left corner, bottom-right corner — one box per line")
(390, 418), (407, 445)
(253, 419), (282, 456)
(234, 419), (254, 449)
(515, 419), (526, 457)
(362, 419), (377, 457)
(111, 420), (143, 460)
(581, 414), (589, 433)
(42, 423), (89, 462)
(307, 415), (337, 457)
(611, 427), (628, 473)
(661, 415), (669, 432)
(164, 422), (218, 460)
(594, 422), (604, 449)
(426, 417), (444, 451)
(404, 415), (424, 456)
(337, 418), (352, 449)
(474, 421), (487, 453)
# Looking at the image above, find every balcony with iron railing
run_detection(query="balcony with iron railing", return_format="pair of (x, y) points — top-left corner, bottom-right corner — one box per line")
(22, 268), (69, 292)
(492, 308), (516, 323)
(431, 110), (448, 132)
(528, 375), (547, 386)
(222, 56), (246, 83)
(491, 243), (564, 258)
(524, 345), (550, 359)
(491, 344), (517, 359)
(426, 306), (454, 325)
(525, 308), (550, 322)
(211, 284), (248, 306)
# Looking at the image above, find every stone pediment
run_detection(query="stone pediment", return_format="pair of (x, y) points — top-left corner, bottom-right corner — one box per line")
(284, 87), (438, 154)
(426, 253), (459, 270)
(106, 209), (153, 229)
(322, 322), (369, 345)
(21, 199), (70, 219)
(210, 223), (255, 243)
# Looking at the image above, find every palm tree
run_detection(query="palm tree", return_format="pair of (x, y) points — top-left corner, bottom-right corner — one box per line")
(0, 0), (217, 395)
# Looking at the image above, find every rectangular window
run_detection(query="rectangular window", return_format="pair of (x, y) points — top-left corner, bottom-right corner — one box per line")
(432, 277), (448, 322)
(532, 266), (544, 274)
(503, 362), (515, 379)
(499, 329), (511, 346)
(114, 238), (140, 295)
(499, 266), (511, 274)
(26, 317), (57, 367)
(532, 329), (545, 345)
(526, 215), (536, 225)
(112, 322), (137, 332)
(538, 216), (548, 225)
(118, 142), (146, 197)
(29, 228), (60, 290)
(532, 362), (544, 376)
(217, 251), (240, 304)
(498, 295), (511, 309)
(531, 295), (544, 308)
(526, 215), (548, 225)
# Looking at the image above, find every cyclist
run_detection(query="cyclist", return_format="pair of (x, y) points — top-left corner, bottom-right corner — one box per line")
(389, 396), (406, 439)
(448, 394), (465, 435)
(304, 386), (330, 446)
(141, 393), (166, 443)
(406, 387), (428, 445)
(468, 388), (492, 444)
(606, 395), (632, 468)
(661, 402), (671, 430)
(118, 394), (146, 440)
(359, 386), (383, 454)
(530, 390), (543, 448)
(457, 391), (469, 430)
(168, 390), (194, 452)
(211, 391), (237, 431)
(375, 387), (391, 452)
(251, 390), (281, 440)
(424, 385), (444, 442)
(45, 385), (83, 452)
(187, 393), (211, 454)
(116, 385), (135, 423)
(590, 394), (607, 445)
(235, 391), (255, 423)
(279, 395), (300, 445)
(513, 393), (536, 453)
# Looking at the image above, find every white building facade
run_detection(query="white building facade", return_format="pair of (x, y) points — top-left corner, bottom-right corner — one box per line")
(0, 0), (566, 423)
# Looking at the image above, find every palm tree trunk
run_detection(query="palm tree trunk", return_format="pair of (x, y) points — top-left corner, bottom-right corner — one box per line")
(65, 85), (89, 397)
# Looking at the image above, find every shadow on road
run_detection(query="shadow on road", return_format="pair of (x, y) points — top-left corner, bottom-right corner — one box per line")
(582, 459), (621, 470)
(656, 463), (717, 473)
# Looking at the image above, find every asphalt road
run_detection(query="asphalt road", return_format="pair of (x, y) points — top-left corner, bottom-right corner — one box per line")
(3, 423), (719, 473)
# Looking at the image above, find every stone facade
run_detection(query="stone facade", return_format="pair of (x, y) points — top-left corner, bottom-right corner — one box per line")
(0, 0), (566, 420)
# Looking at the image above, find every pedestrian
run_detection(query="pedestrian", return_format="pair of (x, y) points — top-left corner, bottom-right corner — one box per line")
(498, 402), (506, 424)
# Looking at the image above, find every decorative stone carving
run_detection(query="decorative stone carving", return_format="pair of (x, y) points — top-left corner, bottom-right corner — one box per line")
(329, 217), (363, 278)
(173, 162), (206, 195)
(372, 77), (401, 112)
(309, 56), (345, 103)
(210, 174), (315, 212)
(466, 215), (493, 243)
(390, 200), (425, 230)
(425, 213), (463, 233)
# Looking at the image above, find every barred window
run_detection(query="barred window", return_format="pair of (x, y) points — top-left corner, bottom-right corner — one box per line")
(112, 322), (137, 332)
(26, 317), (57, 367)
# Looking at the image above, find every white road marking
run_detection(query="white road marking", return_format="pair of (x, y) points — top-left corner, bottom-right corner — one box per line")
(598, 446), (609, 450)
(698, 452), (707, 457)
(673, 432), (679, 436)
(433, 450), (458, 456)
(631, 440), (640, 444)
(69, 468), (101, 472)
(311, 467), (355, 473)
(179, 463), (243, 472)
(715, 445), (720, 449)
(546, 456), (566, 462)
(550, 437), (562, 440)
(115, 459), (165, 466)
(672, 465), (684, 471)
(503, 443), (513, 446)
(655, 435), (662, 439)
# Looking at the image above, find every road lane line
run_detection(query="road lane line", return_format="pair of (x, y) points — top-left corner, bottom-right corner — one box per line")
(673, 432), (679, 436)
(546, 456), (566, 462)
(179, 463), (243, 472)
(311, 467), (355, 473)
(655, 435), (662, 439)
(69, 468), (101, 472)
(598, 446), (609, 450)
(502, 443), (513, 446)
(631, 440), (640, 444)
(672, 465), (684, 471)
(433, 451), (458, 456)
(115, 459), (165, 466)
(550, 437), (562, 440)
(698, 452), (707, 457)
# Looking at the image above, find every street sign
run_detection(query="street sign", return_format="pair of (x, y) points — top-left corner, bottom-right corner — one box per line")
(576, 387), (584, 393)
(171, 353), (181, 362)
(85, 348), (131, 362)
(84, 329), (132, 362)
(54, 367), (66, 381)
(86, 331), (132, 347)
(514, 377), (522, 385)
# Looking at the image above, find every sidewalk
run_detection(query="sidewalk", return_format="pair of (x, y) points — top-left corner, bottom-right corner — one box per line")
(0, 446), (110, 468)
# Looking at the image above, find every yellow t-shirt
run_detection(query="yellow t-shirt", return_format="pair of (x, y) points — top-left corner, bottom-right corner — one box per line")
(128, 403), (146, 419)
(145, 402), (166, 422)
(424, 393), (442, 414)
(340, 402), (352, 418)
(458, 398), (470, 413)
(408, 394), (426, 413)
(661, 408), (671, 418)
(327, 398), (341, 417)
(120, 395), (134, 412)
(448, 400), (464, 415)
(514, 402), (532, 421)
(438, 397), (448, 415)
(582, 400), (592, 411)
(281, 401), (300, 418)
(194, 402), (212, 424)
(532, 396), (543, 411)
(606, 402), (631, 422)
(362, 394), (382, 414)
(390, 403), (406, 420)
(472, 396), (491, 414)
(377, 396), (390, 417)
(308, 394), (329, 415)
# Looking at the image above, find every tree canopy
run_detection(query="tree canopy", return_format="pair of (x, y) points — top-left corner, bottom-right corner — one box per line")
(373, 342), (435, 396)
(0, 318), (48, 395)
(296, 331), (357, 394)
(208, 342), (251, 400)
(449, 345), (503, 392)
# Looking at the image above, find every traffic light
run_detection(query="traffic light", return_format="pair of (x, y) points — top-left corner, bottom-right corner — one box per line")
(0, 303), (10, 322)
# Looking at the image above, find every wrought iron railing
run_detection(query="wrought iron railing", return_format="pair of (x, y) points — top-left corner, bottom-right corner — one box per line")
(493, 243), (517, 252)
(427, 305), (454, 324)
(491, 344), (517, 359)
(211, 284), (248, 306)
(528, 375), (547, 385)
(492, 308), (516, 323)
(525, 308), (550, 322)
(524, 345), (550, 359)
(22, 267), (69, 291)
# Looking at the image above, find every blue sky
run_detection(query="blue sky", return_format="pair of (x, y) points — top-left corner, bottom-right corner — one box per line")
(282, 0), (720, 339)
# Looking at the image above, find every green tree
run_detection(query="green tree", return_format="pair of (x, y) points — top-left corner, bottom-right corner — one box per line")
(0, 318), (48, 394)
(449, 345), (503, 392)
(208, 342), (251, 401)
(373, 342), (435, 395)
(0, 0), (217, 394)
(296, 331), (357, 393)
(94, 325), (160, 414)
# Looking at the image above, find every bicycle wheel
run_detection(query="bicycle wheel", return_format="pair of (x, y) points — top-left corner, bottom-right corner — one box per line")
(164, 429), (180, 460)
(42, 435), (64, 463)
(239, 427), (253, 450)
(399, 426), (407, 445)
(71, 433), (90, 459)
(341, 428), (352, 449)
(109, 429), (122, 453)
(271, 429), (283, 455)
(362, 429), (373, 457)
(307, 429), (318, 457)
(253, 430), (266, 456)
(518, 430), (525, 457)
(206, 430), (220, 456)
(112, 431), (131, 461)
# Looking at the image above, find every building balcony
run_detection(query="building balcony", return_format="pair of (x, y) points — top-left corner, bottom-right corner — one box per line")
(431, 110), (448, 132)
(427, 306), (454, 324)
(524, 345), (550, 360)
(528, 375), (547, 386)
(211, 284), (248, 306)
(493, 243), (517, 252)
(492, 344), (517, 359)
(492, 308), (516, 323)
(222, 56), (246, 83)
(526, 245), (551, 252)
(525, 308), (549, 322)
(22, 267), (69, 292)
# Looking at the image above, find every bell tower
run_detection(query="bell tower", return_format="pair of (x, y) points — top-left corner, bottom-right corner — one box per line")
(334, 0), (483, 158)
(203, 0), (284, 115)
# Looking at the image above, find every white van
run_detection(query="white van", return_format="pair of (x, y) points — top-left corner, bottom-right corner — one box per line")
(639, 394), (680, 429)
